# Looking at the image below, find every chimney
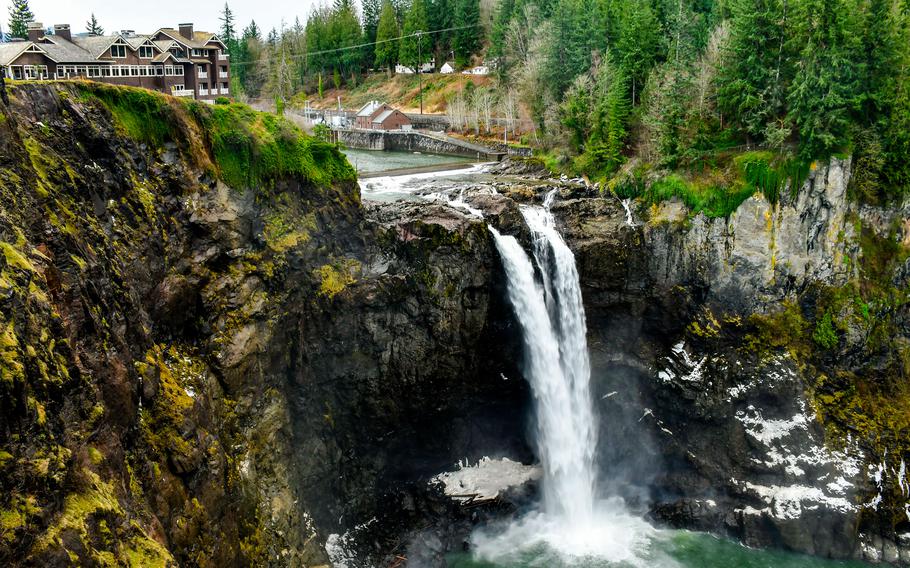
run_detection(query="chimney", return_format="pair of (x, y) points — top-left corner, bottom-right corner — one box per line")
(53, 24), (71, 42)
(27, 22), (45, 41)
(178, 23), (194, 40)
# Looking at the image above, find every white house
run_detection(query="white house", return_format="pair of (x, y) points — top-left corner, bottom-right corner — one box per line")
(440, 61), (455, 74)
(462, 65), (490, 76)
(395, 64), (415, 75)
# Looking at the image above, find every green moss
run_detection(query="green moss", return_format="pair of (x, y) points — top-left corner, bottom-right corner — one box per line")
(88, 447), (104, 465)
(315, 259), (360, 299)
(137, 346), (196, 459)
(0, 318), (24, 386)
(1, 495), (39, 544)
(122, 532), (174, 568)
(262, 196), (317, 253)
(743, 301), (810, 357)
(35, 471), (123, 552)
(0, 241), (34, 272)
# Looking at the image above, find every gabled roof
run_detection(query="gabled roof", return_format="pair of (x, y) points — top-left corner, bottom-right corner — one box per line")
(372, 109), (400, 123)
(0, 42), (34, 66)
(42, 38), (101, 63)
(124, 35), (158, 51)
(152, 51), (178, 63)
(71, 34), (127, 59)
(356, 101), (382, 117)
(153, 29), (224, 50)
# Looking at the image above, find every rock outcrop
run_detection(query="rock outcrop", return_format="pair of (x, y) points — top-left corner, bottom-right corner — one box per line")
(545, 158), (910, 563)
(0, 83), (528, 567)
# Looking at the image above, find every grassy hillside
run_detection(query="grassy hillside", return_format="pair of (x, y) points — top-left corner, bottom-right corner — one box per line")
(291, 72), (492, 114)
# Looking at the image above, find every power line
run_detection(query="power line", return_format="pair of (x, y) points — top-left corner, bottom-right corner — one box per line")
(228, 24), (479, 67)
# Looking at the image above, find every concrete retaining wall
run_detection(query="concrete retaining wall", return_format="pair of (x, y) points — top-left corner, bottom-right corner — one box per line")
(338, 129), (504, 160)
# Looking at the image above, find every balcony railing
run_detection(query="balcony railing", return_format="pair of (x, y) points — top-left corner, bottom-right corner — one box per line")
(218, 53), (229, 60)
(220, 88), (230, 95)
(198, 71), (208, 79)
(198, 88), (209, 96)
(171, 88), (194, 97)
(219, 71), (228, 79)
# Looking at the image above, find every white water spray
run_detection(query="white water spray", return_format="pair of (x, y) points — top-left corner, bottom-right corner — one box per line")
(479, 190), (659, 565)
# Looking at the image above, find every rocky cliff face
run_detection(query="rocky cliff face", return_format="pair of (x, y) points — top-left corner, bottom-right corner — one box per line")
(545, 158), (910, 563)
(3, 81), (908, 568)
(0, 83), (528, 567)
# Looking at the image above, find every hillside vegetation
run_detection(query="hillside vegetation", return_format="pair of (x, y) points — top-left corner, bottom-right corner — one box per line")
(291, 72), (491, 113)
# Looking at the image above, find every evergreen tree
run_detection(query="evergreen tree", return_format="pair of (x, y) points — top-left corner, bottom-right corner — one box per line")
(244, 20), (261, 42)
(716, 0), (791, 141)
(329, 0), (364, 79)
(544, 0), (601, 97)
(363, 0), (382, 64)
(8, 0), (35, 39)
(399, 0), (430, 70)
(615, 0), (661, 104)
(219, 4), (236, 48)
(428, 0), (453, 68)
(453, 0), (480, 67)
(375, 0), (401, 75)
(489, 0), (516, 59)
(787, 0), (863, 158)
(586, 52), (631, 174)
(86, 13), (103, 36)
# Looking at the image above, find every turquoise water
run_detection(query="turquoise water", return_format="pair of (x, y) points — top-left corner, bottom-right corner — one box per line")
(447, 530), (869, 568)
(342, 148), (474, 173)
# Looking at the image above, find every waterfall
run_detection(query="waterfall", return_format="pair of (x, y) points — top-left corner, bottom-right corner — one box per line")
(478, 191), (657, 564)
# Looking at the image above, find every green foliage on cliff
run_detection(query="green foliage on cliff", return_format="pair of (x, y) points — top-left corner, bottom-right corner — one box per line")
(75, 83), (356, 191)
(188, 101), (356, 190)
(77, 85), (175, 147)
(610, 150), (812, 218)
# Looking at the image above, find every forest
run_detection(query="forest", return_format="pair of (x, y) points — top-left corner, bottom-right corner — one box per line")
(223, 0), (910, 202)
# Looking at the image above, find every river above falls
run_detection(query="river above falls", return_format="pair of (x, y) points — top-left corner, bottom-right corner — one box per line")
(342, 148), (476, 175)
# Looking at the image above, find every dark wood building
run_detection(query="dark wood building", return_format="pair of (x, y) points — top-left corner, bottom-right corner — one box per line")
(0, 22), (229, 102)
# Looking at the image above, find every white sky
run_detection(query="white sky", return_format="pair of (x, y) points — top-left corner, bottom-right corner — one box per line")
(7, 0), (324, 38)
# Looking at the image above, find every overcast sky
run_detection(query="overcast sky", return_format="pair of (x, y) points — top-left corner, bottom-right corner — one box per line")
(8, 0), (323, 37)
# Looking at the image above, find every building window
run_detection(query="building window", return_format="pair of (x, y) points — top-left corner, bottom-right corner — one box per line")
(130, 66), (140, 76)
(139, 46), (155, 59)
(191, 48), (206, 57)
(111, 44), (127, 58)
(155, 67), (164, 76)
(175, 66), (184, 76)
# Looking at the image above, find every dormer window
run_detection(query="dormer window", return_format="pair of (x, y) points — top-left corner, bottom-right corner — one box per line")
(191, 48), (206, 57)
(139, 46), (155, 58)
(111, 44), (127, 58)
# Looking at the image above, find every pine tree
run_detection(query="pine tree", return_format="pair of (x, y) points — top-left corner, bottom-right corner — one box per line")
(399, 0), (430, 70)
(244, 20), (261, 42)
(219, 4), (236, 47)
(86, 13), (103, 36)
(8, 0), (35, 39)
(375, 0), (401, 75)
(452, 0), (480, 68)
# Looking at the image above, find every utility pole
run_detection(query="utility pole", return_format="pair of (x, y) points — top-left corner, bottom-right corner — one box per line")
(416, 30), (423, 115)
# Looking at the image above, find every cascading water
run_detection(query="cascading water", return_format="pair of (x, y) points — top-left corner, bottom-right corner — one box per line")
(477, 191), (660, 566)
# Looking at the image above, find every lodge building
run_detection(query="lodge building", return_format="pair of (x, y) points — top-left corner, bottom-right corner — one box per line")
(0, 22), (230, 102)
